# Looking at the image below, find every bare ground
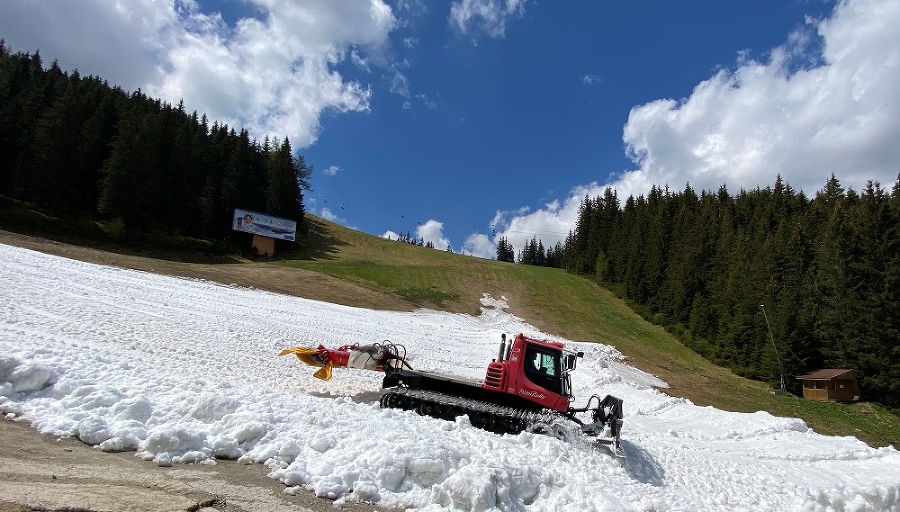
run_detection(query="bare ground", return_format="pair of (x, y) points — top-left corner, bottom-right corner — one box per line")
(0, 230), (407, 512)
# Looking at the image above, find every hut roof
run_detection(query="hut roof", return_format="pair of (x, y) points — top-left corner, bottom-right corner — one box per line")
(795, 369), (854, 381)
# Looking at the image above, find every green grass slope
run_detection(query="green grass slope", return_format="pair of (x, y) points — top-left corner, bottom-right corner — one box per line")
(282, 215), (900, 448)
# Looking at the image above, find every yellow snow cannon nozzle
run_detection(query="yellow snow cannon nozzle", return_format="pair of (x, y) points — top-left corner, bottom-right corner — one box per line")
(278, 346), (334, 381)
(279, 342), (410, 381)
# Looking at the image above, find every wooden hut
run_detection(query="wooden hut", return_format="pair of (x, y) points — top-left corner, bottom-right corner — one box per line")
(795, 369), (861, 402)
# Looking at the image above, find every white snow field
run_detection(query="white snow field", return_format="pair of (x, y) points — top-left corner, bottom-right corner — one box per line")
(1, 243), (898, 512)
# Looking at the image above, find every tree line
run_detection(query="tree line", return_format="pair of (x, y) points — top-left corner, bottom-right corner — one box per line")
(389, 231), (437, 249)
(496, 236), (564, 266)
(0, 42), (309, 240)
(502, 176), (900, 408)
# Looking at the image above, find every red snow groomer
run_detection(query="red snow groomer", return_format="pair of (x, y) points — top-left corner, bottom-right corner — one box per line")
(279, 333), (624, 455)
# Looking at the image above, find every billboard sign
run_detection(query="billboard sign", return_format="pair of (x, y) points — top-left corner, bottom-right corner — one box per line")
(232, 208), (297, 241)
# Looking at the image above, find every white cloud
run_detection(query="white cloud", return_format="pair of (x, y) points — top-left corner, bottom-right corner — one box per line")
(490, 192), (587, 257)
(390, 68), (411, 97)
(463, 232), (495, 258)
(324, 165), (341, 176)
(0, 0), (398, 148)
(403, 36), (419, 49)
(394, 0), (428, 25)
(582, 74), (603, 85)
(449, 0), (526, 39)
(0, 0), (175, 91)
(319, 207), (346, 224)
(396, 0), (426, 13)
(416, 93), (438, 109)
(620, 0), (900, 199)
(382, 222), (452, 251)
(416, 220), (452, 250)
(487, 0), (900, 259)
(350, 49), (371, 72)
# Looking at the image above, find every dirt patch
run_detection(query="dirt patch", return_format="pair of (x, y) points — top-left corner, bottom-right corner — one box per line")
(0, 419), (404, 512)
(0, 230), (408, 512)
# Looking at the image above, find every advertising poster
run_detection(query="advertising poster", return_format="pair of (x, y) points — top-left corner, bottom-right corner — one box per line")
(232, 208), (297, 241)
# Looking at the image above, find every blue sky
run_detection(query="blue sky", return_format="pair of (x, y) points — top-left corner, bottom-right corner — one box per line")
(2, 0), (898, 257)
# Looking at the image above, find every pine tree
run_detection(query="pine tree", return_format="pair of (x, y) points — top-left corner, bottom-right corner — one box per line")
(28, 72), (85, 214)
(1, 50), (52, 199)
(495, 237), (515, 263)
(76, 88), (120, 213)
(98, 95), (162, 228)
(265, 137), (305, 220)
(222, 129), (260, 211)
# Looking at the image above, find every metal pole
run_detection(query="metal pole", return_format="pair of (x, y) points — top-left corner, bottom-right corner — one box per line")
(760, 304), (786, 393)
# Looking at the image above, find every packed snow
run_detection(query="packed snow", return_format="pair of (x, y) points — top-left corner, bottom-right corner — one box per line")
(1, 243), (898, 512)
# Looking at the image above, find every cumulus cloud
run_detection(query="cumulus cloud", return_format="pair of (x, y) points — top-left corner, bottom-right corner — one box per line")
(382, 220), (465, 254)
(390, 218), (499, 258)
(417, 220), (453, 250)
(620, 0), (900, 200)
(463, 233), (495, 259)
(0, 1), (175, 91)
(350, 49), (372, 72)
(0, 0), (397, 148)
(324, 165), (341, 176)
(449, 0), (526, 39)
(489, 0), (900, 259)
(488, 194), (586, 258)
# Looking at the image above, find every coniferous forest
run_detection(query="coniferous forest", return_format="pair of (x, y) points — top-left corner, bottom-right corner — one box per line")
(515, 178), (900, 409)
(0, 43), (309, 241)
(3, 42), (898, 409)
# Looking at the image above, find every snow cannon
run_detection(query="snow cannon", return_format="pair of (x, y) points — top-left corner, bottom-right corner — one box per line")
(278, 342), (410, 380)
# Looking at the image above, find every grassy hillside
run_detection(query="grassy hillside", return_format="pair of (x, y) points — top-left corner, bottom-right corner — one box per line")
(282, 215), (900, 448)
(1, 203), (898, 448)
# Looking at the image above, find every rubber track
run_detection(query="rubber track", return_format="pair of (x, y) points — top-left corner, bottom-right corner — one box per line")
(379, 387), (572, 437)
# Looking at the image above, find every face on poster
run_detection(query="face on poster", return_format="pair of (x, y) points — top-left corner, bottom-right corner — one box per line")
(232, 209), (297, 241)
